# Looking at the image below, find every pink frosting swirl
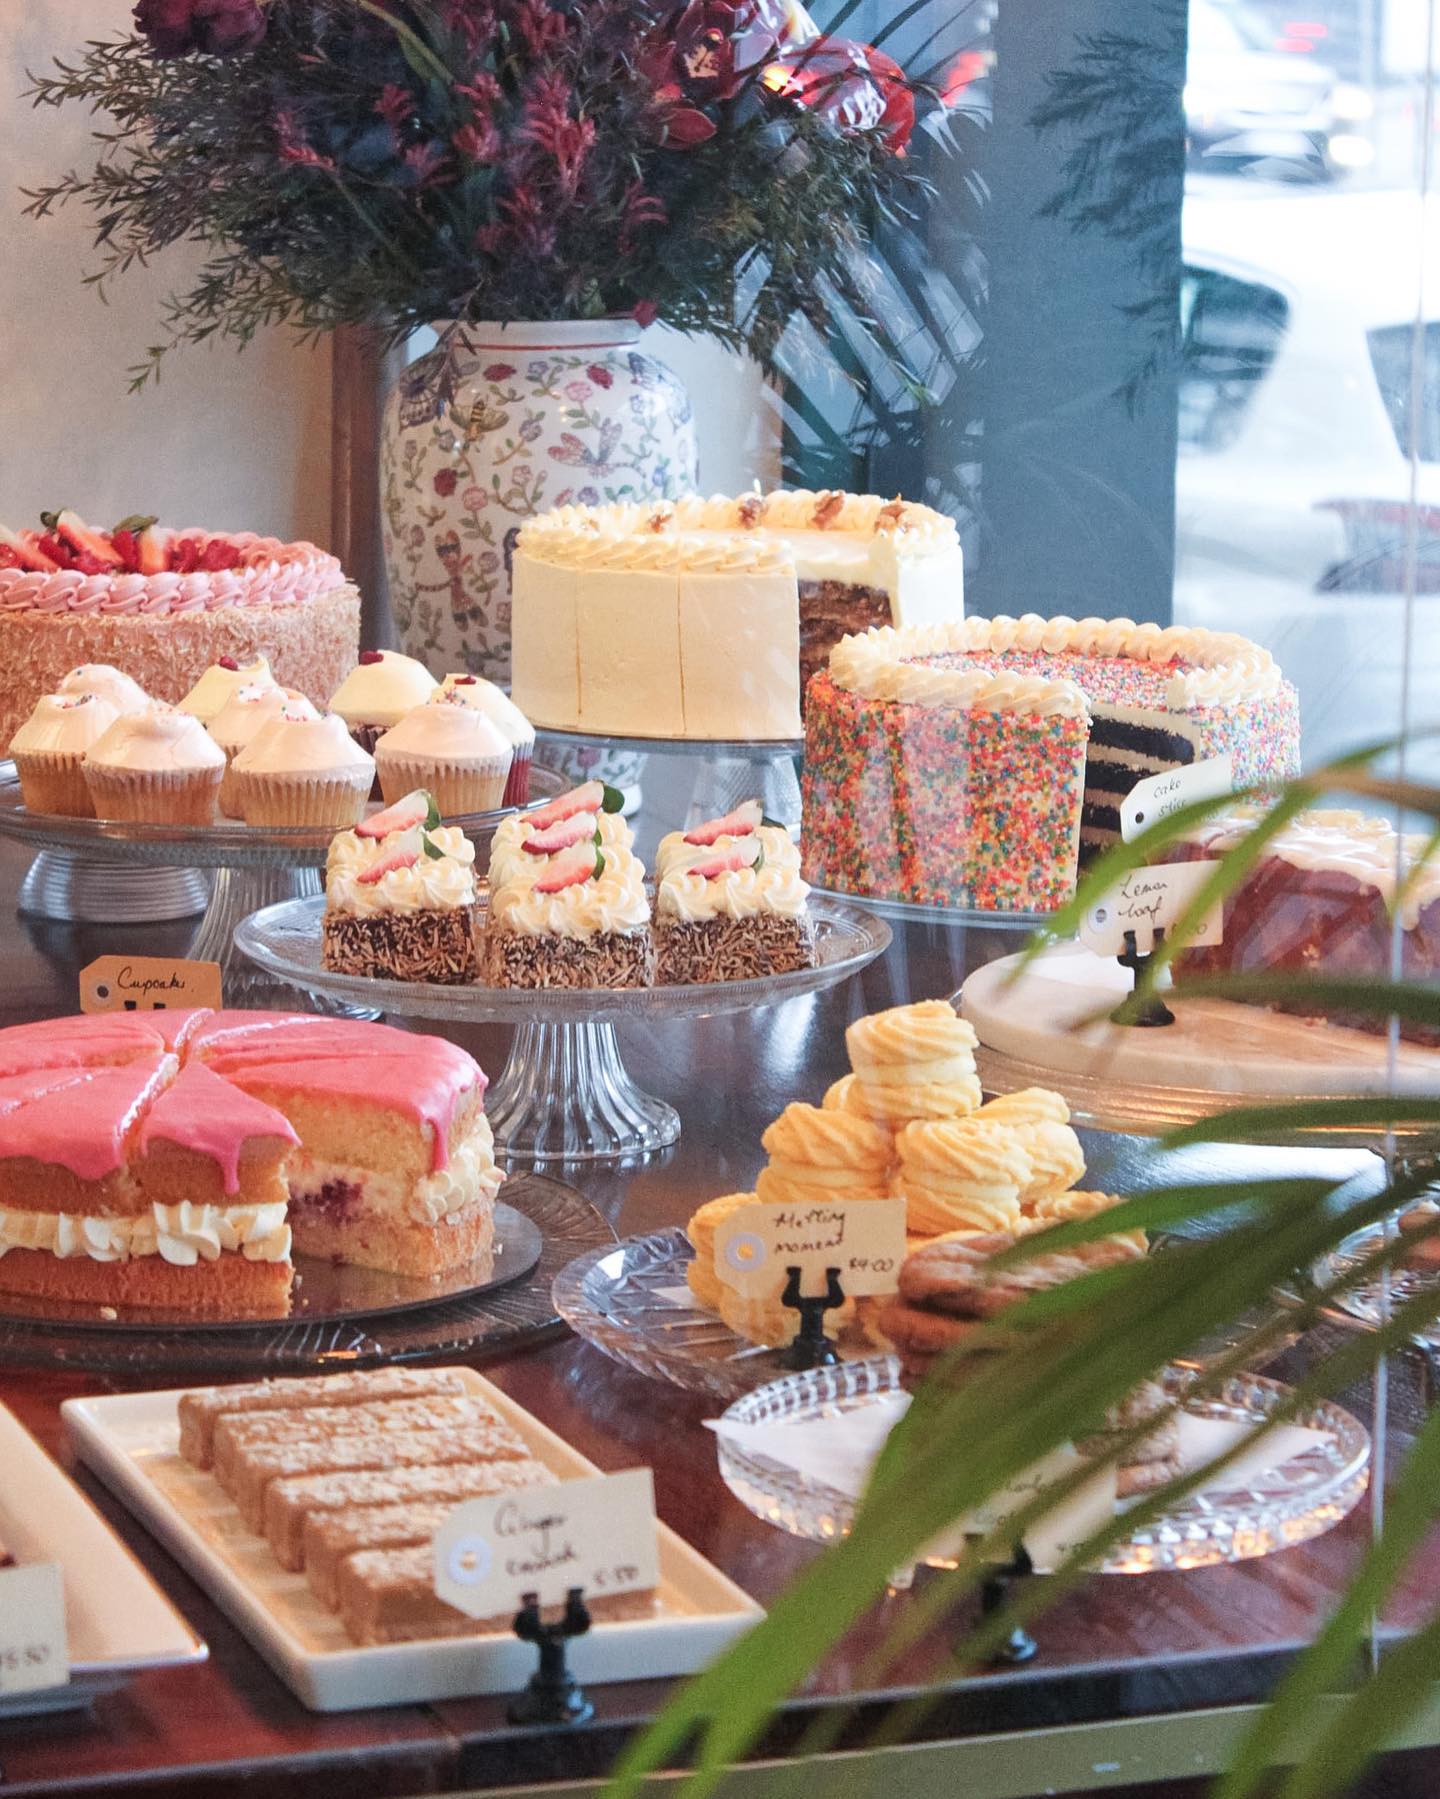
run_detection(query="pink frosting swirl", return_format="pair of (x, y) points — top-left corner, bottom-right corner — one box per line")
(0, 533), (345, 617)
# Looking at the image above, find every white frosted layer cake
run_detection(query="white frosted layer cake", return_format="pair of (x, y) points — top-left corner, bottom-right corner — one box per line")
(510, 489), (963, 741)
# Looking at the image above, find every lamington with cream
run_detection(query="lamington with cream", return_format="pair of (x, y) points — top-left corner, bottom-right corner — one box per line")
(482, 780), (654, 988)
(323, 789), (480, 984)
(653, 801), (816, 984)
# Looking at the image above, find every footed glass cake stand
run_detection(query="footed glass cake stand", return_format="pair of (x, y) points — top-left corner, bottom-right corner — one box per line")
(0, 761), (562, 1014)
(235, 892), (891, 1161)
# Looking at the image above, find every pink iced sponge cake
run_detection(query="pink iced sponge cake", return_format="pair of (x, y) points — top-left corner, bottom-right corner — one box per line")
(0, 1011), (499, 1313)
(0, 508), (360, 743)
(803, 615), (1301, 913)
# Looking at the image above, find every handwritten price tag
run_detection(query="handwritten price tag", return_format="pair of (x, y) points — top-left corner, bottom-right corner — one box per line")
(433, 1470), (659, 1618)
(80, 955), (222, 1015)
(1120, 753), (1233, 842)
(1078, 862), (1223, 957)
(926, 1446), (1118, 1575)
(0, 1564), (68, 1696)
(713, 1198), (908, 1301)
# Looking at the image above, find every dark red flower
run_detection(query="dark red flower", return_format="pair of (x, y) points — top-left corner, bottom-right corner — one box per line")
(632, 300), (659, 328)
(657, 100), (717, 146)
(453, 119), (501, 163)
(135, 0), (267, 56)
(374, 84), (414, 130)
(403, 141), (451, 186)
(433, 468), (459, 497)
(586, 364), (613, 389)
(618, 180), (667, 254)
(764, 39), (915, 153)
(483, 363), (515, 381)
(513, 0), (568, 56)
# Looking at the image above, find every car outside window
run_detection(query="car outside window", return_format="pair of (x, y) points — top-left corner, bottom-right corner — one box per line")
(1368, 322), (1440, 463)
(1178, 266), (1290, 452)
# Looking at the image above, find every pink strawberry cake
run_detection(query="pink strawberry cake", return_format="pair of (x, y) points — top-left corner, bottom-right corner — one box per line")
(0, 509), (359, 743)
(323, 791), (481, 984)
(481, 781), (654, 988)
(0, 1010), (498, 1311)
(653, 802), (816, 983)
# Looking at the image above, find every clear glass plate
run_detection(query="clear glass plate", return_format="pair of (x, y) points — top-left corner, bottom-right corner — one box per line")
(552, 1226), (875, 1402)
(715, 1358), (1371, 1575)
(235, 892), (891, 1024)
(0, 1172), (613, 1376)
(0, 759), (564, 868)
(1294, 1223), (1440, 1350)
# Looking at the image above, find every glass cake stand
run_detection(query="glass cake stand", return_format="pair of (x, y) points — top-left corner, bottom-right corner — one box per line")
(536, 725), (804, 831)
(1274, 1222), (1440, 1354)
(0, 760), (562, 1013)
(715, 1358), (1370, 1576)
(235, 893), (891, 1162)
(553, 1226), (877, 1402)
(0, 1171), (613, 1377)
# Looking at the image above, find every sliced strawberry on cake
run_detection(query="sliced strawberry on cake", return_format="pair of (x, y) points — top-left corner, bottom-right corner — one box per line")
(654, 816), (816, 986)
(486, 780), (632, 890)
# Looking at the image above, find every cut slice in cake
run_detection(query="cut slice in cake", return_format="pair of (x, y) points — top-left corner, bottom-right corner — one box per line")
(193, 1014), (500, 1277)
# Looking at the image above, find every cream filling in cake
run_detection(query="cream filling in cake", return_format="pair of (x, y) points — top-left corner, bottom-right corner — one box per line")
(326, 854), (475, 918)
(487, 854), (650, 938)
(0, 1200), (290, 1264)
(285, 1110), (500, 1228)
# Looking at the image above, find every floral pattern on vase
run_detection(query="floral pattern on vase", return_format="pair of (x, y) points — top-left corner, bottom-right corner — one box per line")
(381, 321), (699, 688)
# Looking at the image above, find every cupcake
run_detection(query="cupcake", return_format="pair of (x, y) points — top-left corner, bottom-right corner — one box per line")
(178, 655), (276, 726)
(9, 692), (120, 816)
(209, 685), (319, 816)
(438, 674), (535, 807)
(329, 650), (438, 753)
(373, 697), (512, 816)
(230, 706), (374, 827)
(57, 664), (151, 715)
(83, 704), (225, 824)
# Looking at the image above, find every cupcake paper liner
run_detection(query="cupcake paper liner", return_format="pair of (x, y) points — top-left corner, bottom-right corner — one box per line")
(13, 749), (95, 818)
(83, 763), (223, 826)
(233, 768), (371, 828)
(375, 752), (510, 818)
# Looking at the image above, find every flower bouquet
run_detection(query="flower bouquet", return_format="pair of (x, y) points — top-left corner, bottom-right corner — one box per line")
(26, 0), (930, 383)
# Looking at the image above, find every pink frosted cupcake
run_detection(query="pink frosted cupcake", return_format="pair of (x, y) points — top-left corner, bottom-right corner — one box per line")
(209, 685), (318, 816)
(83, 705), (225, 824)
(9, 691), (121, 816)
(328, 649), (438, 754)
(230, 706), (374, 827)
(438, 674), (535, 807)
(373, 696), (512, 815)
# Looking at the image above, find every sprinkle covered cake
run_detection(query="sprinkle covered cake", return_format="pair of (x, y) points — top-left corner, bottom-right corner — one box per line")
(803, 616), (1300, 912)
(511, 490), (964, 742)
(0, 511), (360, 744)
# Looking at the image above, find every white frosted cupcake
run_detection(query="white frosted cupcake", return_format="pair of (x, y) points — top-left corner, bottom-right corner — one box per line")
(329, 650), (438, 752)
(83, 704), (225, 824)
(373, 697), (512, 816)
(57, 664), (151, 715)
(178, 654), (276, 726)
(438, 675), (535, 807)
(9, 692), (121, 816)
(209, 686), (319, 816)
(230, 707), (374, 827)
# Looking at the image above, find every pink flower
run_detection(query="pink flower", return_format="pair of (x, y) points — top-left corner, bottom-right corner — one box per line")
(374, 84), (414, 129)
(433, 468), (459, 497)
(483, 363), (515, 382)
(134, 0), (266, 57)
(462, 485), (487, 511)
(587, 364), (614, 389)
(453, 119), (500, 164)
(564, 380), (592, 403)
(275, 111), (335, 171)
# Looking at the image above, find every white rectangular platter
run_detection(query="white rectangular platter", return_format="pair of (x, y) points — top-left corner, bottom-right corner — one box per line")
(63, 1368), (762, 1712)
(0, 1401), (205, 1715)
